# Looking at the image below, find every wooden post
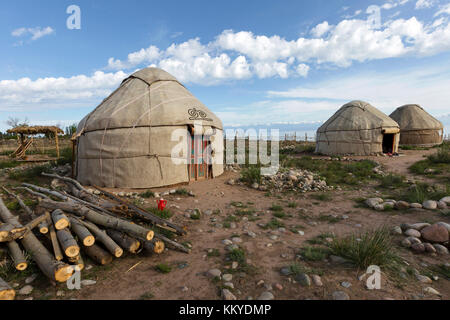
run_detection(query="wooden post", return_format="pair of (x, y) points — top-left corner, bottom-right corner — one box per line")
(71, 139), (76, 178)
(54, 130), (60, 158)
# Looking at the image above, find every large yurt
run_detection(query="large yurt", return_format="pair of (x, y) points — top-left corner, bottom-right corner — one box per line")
(315, 100), (400, 155)
(74, 67), (224, 188)
(389, 104), (443, 147)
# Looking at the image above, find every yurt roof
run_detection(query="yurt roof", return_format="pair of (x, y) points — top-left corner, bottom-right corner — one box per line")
(317, 100), (399, 133)
(389, 104), (443, 131)
(78, 68), (223, 134)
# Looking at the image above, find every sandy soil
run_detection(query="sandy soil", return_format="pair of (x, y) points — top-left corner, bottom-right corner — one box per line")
(2, 149), (449, 300)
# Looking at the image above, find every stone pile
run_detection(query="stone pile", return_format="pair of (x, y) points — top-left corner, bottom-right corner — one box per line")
(365, 196), (450, 211)
(259, 169), (333, 193)
(395, 222), (449, 255)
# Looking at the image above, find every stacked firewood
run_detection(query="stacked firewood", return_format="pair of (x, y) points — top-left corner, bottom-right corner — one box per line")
(0, 173), (188, 300)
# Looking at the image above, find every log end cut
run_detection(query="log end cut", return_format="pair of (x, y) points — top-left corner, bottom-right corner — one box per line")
(82, 235), (95, 247)
(54, 265), (74, 283)
(114, 247), (124, 258)
(39, 226), (49, 234)
(65, 246), (80, 258)
(0, 289), (16, 301)
(15, 262), (28, 271)
(153, 240), (165, 254)
(146, 230), (154, 241)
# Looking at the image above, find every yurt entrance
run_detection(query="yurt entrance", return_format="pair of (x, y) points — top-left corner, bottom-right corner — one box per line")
(188, 131), (212, 182)
(382, 134), (395, 153)
(381, 128), (398, 154)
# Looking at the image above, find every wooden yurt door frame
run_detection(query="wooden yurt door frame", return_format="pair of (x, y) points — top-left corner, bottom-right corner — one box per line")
(188, 131), (211, 182)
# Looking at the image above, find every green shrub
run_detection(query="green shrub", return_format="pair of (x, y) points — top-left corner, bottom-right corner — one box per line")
(0, 160), (20, 170)
(174, 188), (189, 196)
(140, 190), (155, 198)
(311, 193), (332, 201)
(263, 218), (285, 229)
(379, 174), (406, 189)
(299, 246), (330, 261)
(240, 165), (261, 185)
(287, 202), (298, 208)
(8, 164), (52, 182)
(330, 226), (401, 270)
(155, 263), (172, 274)
(402, 183), (449, 203)
(207, 249), (221, 257)
(428, 147), (450, 164)
(269, 203), (284, 212)
(147, 207), (173, 219)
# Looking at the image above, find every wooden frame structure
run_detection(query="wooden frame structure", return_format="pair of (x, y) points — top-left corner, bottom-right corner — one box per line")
(7, 126), (64, 160)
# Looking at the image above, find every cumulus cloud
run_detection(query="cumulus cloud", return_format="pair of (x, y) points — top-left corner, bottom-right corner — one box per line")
(0, 71), (127, 111)
(11, 26), (55, 42)
(310, 21), (332, 37)
(435, 3), (450, 16)
(267, 62), (450, 116)
(415, 0), (435, 9)
(102, 12), (450, 83)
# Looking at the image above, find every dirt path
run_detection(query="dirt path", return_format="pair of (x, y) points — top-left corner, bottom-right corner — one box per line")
(61, 169), (449, 301)
(2, 151), (449, 301)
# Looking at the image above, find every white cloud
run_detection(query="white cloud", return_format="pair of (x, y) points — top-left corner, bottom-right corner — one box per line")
(435, 3), (450, 16)
(415, 0), (435, 9)
(267, 62), (450, 116)
(102, 12), (450, 84)
(0, 71), (127, 111)
(296, 64), (310, 77)
(311, 21), (332, 37)
(11, 26), (55, 42)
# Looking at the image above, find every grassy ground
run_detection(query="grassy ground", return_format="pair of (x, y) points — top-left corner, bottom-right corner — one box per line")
(409, 141), (450, 177)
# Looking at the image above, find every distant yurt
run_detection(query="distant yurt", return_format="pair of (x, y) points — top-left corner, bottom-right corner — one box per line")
(315, 100), (400, 155)
(74, 67), (224, 188)
(389, 104), (443, 147)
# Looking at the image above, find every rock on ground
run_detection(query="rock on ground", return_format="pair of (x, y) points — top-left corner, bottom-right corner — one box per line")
(258, 291), (274, 300)
(421, 224), (449, 243)
(332, 291), (350, 300)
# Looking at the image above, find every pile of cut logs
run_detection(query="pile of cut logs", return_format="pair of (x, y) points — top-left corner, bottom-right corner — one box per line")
(0, 173), (188, 300)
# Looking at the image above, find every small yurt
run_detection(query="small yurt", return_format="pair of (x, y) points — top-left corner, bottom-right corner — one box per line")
(389, 104), (443, 147)
(316, 100), (400, 155)
(74, 68), (224, 188)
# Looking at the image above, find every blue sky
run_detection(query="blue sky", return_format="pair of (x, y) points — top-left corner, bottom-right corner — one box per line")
(1, 0), (450, 133)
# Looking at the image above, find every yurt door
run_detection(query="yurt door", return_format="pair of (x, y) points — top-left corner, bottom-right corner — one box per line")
(188, 134), (209, 181)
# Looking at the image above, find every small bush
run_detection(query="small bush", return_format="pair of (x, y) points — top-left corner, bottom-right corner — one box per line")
(379, 174), (406, 189)
(428, 147), (450, 164)
(190, 209), (201, 220)
(155, 263), (172, 274)
(287, 202), (298, 208)
(273, 211), (287, 219)
(207, 249), (221, 257)
(299, 246), (330, 261)
(139, 292), (154, 300)
(269, 204), (284, 212)
(263, 218), (285, 230)
(8, 164), (52, 182)
(240, 165), (261, 185)
(174, 188), (189, 196)
(306, 233), (335, 245)
(330, 226), (401, 270)
(140, 190), (155, 198)
(318, 214), (340, 223)
(0, 160), (20, 170)
(147, 207), (173, 219)
(6, 201), (19, 211)
(402, 183), (449, 203)
(311, 193), (332, 201)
